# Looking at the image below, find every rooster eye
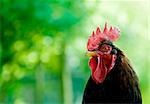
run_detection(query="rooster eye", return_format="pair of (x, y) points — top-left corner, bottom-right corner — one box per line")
(99, 44), (112, 53)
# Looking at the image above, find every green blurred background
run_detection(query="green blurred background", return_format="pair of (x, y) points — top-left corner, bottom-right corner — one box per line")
(0, 0), (149, 104)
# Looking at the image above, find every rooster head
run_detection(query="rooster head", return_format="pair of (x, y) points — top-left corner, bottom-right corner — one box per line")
(86, 23), (120, 84)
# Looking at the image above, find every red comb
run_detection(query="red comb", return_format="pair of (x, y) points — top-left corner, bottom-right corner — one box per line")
(87, 23), (120, 51)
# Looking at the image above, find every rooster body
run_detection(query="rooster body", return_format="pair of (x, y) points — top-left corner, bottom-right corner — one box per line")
(82, 23), (142, 103)
(82, 49), (142, 103)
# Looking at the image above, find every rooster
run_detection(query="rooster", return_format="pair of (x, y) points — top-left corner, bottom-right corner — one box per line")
(82, 23), (142, 103)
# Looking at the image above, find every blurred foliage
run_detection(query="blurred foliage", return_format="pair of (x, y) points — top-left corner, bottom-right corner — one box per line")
(0, 0), (149, 104)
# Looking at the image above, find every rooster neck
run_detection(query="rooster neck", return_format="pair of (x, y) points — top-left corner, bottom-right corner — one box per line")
(82, 51), (142, 103)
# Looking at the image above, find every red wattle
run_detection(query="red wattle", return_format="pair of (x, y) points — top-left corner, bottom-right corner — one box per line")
(89, 54), (116, 84)
(93, 56), (108, 84)
(89, 57), (97, 76)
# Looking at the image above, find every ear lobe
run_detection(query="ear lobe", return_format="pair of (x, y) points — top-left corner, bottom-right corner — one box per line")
(111, 49), (117, 55)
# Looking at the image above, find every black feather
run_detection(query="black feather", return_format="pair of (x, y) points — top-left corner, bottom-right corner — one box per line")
(82, 50), (142, 104)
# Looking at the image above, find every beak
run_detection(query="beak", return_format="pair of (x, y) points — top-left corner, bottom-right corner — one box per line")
(86, 51), (97, 57)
